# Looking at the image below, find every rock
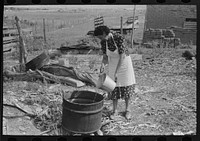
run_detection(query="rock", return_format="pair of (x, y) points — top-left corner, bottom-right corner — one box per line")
(19, 126), (26, 131)
(145, 112), (151, 116)
(135, 87), (140, 93)
(96, 130), (103, 136)
(6, 91), (15, 95)
(48, 84), (62, 92)
(24, 116), (31, 120)
(184, 131), (195, 135)
(3, 118), (7, 127)
(172, 131), (184, 135)
(36, 107), (43, 113)
(182, 50), (194, 60)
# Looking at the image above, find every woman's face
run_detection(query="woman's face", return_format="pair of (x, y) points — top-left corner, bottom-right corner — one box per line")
(97, 32), (107, 41)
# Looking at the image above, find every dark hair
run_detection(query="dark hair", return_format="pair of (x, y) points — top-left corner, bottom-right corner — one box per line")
(94, 26), (110, 36)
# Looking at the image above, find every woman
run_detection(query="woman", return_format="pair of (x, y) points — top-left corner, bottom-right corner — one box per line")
(94, 26), (136, 120)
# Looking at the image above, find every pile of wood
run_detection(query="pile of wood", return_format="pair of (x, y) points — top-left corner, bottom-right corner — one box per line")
(143, 28), (180, 47)
(162, 29), (175, 38)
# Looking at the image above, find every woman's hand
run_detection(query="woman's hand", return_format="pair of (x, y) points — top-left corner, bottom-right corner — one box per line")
(114, 53), (125, 82)
(102, 54), (108, 65)
(100, 63), (105, 74)
(114, 73), (117, 82)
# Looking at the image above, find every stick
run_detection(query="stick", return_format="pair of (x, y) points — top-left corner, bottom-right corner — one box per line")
(4, 69), (84, 87)
(39, 129), (53, 135)
(131, 5), (136, 48)
(3, 104), (36, 118)
(132, 126), (138, 134)
(15, 16), (27, 71)
(120, 17), (123, 35)
(43, 18), (47, 44)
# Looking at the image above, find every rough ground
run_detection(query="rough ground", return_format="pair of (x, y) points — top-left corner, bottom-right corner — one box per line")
(3, 47), (196, 136)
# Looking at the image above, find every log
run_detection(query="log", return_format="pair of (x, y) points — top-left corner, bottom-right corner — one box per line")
(3, 48), (12, 53)
(3, 70), (85, 88)
(40, 64), (98, 86)
(36, 70), (85, 87)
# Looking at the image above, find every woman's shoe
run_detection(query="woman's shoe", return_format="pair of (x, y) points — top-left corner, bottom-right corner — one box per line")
(110, 111), (118, 120)
(96, 130), (103, 135)
(125, 111), (131, 120)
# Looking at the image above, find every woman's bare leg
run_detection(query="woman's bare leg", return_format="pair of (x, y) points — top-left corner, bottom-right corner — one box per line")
(125, 97), (131, 120)
(113, 99), (118, 113)
(110, 99), (118, 120)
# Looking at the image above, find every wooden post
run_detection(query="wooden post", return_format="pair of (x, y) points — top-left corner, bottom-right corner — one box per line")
(120, 17), (123, 35)
(52, 19), (54, 31)
(142, 5), (147, 44)
(34, 21), (37, 34)
(15, 16), (27, 72)
(131, 5), (136, 48)
(43, 18), (46, 44)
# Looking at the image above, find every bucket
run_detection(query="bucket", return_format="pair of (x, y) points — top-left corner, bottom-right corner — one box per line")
(97, 74), (116, 92)
(62, 90), (105, 134)
(25, 51), (49, 71)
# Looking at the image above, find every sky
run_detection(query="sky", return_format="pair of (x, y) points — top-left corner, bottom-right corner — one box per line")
(4, 5), (146, 10)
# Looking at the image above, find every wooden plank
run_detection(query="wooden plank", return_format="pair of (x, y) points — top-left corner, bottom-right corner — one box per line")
(3, 29), (32, 36)
(3, 36), (18, 41)
(3, 37), (19, 45)
(3, 41), (18, 45)
(3, 39), (18, 44)
(3, 29), (18, 34)
(3, 42), (18, 49)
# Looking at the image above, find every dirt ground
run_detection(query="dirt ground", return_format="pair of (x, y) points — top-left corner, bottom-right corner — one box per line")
(3, 5), (197, 136)
(3, 47), (196, 136)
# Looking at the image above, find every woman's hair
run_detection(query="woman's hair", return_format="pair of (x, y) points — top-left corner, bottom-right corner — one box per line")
(94, 25), (110, 36)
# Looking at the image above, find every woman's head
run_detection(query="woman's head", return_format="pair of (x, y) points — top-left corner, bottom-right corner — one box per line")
(94, 26), (110, 40)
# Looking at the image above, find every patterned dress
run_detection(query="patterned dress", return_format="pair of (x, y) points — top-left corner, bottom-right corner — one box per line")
(100, 32), (136, 100)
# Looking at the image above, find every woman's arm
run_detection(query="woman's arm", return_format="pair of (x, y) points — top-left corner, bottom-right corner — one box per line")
(114, 53), (125, 77)
(113, 33), (126, 80)
(102, 54), (108, 65)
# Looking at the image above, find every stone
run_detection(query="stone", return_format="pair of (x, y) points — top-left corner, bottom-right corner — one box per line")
(19, 126), (26, 131)
(172, 131), (184, 135)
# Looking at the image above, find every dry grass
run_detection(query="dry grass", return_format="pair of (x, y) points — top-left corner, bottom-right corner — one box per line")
(3, 45), (196, 135)
(3, 5), (196, 135)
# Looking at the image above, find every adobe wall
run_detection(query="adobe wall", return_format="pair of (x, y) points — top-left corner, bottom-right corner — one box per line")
(143, 28), (196, 45)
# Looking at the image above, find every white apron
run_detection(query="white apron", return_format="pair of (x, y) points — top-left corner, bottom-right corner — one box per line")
(106, 36), (136, 87)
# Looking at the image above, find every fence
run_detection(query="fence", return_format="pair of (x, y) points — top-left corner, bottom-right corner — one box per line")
(183, 21), (197, 30)
(3, 25), (32, 52)
(94, 16), (104, 28)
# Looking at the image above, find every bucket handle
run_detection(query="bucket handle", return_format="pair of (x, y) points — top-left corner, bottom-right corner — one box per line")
(99, 64), (105, 75)
(102, 93), (107, 99)
(72, 91), (82, 99)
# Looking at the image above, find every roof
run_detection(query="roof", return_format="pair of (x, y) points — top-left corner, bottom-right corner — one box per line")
(110, 21), (139, 30)
(59, 43), (101, 51)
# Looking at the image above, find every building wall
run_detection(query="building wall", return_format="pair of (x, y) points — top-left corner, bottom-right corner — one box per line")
(145, 5), (196, 45)
(146, 5), (196, 29)
(174, 29), (196, 45)
(143, 28), (196, 45)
